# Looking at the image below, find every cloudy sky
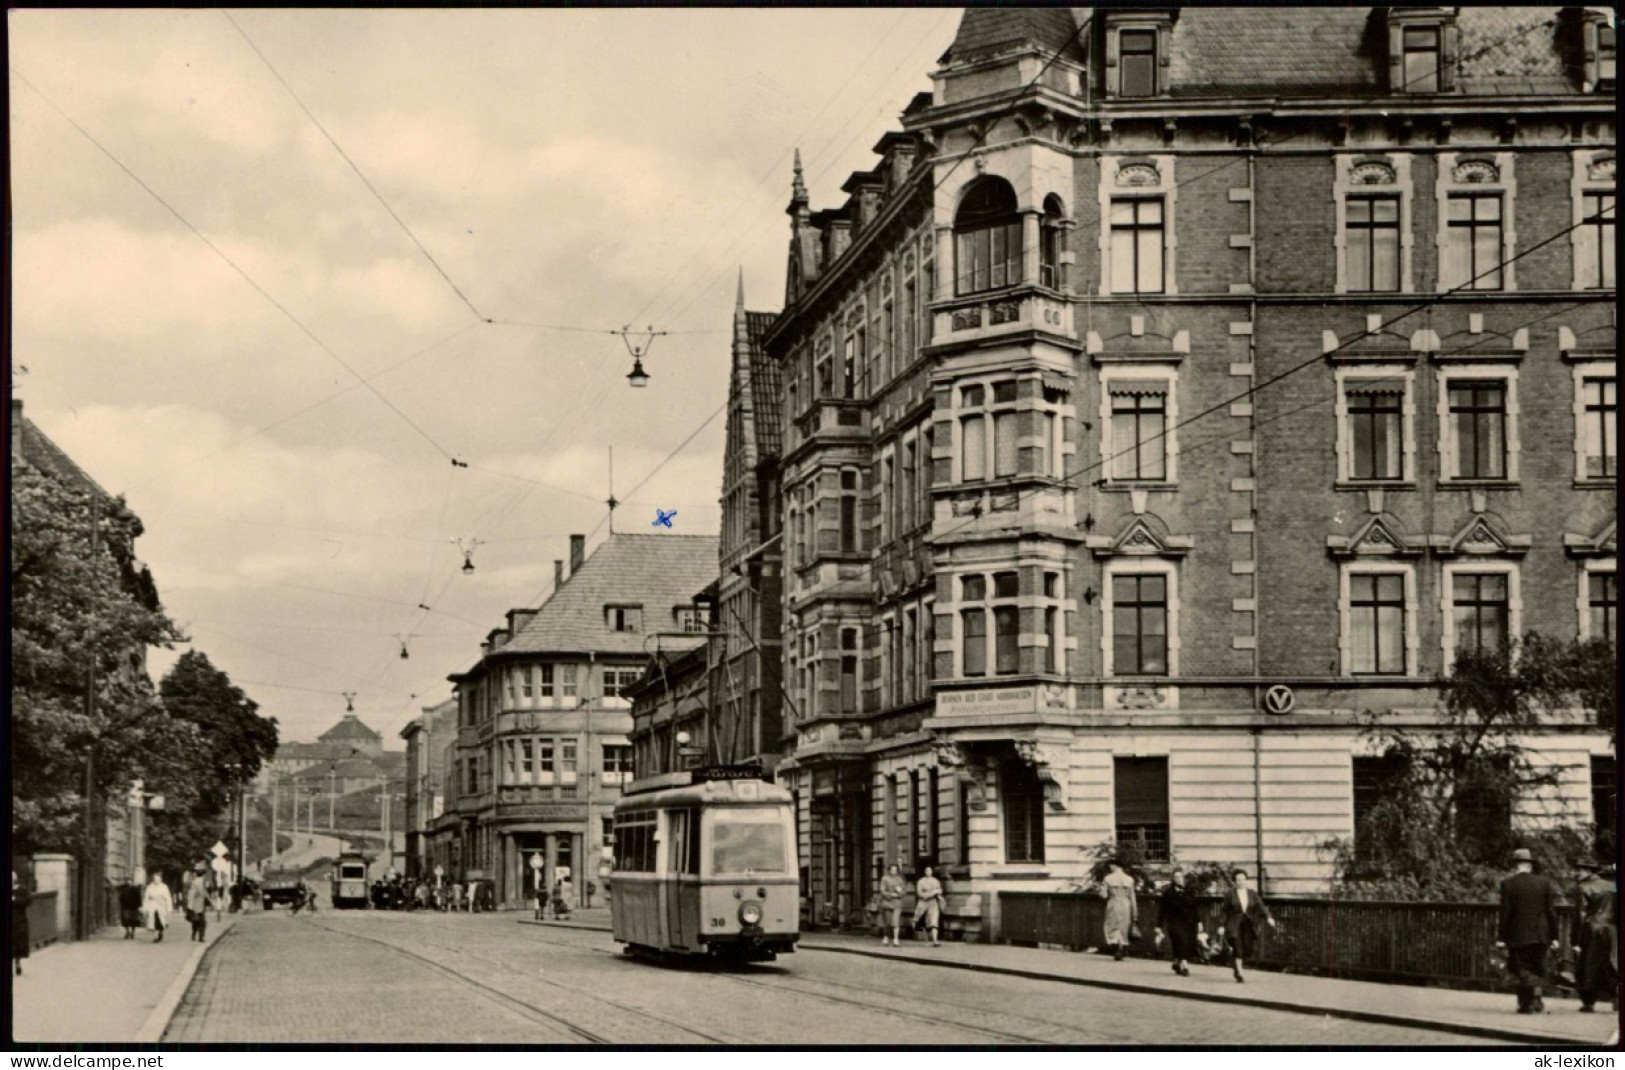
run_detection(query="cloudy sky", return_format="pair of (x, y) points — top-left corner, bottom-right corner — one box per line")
(10, 8), (960, 746)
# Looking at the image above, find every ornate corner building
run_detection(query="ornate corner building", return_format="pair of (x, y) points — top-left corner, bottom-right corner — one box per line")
(753, 7), (1614, 938)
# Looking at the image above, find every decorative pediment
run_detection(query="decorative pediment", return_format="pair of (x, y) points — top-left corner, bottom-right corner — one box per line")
(1350, 161), (1397, 186)
(1116, 163), (1161, 188)
(1088, 326), (1189, 362)
(1087, 516), (1193, 558)
(1443, 512), (1531, 557)
(1327, 514), (1424, 558)
(1563, 520), (1616, 559)
(1453, 159), (1500, 184)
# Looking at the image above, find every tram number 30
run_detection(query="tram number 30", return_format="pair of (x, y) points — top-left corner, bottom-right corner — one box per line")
(711, 916), (728, 927)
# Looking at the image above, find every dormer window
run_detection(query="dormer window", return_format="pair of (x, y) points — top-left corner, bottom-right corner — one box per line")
(1119, 29), (1158, 97)
(1401, 27), (1441, 92)
(1386, 10), (1457, 94)
(1103, 13), (1172, 99)
(606, 605), (642, 633)
(674, 606), (706, 633)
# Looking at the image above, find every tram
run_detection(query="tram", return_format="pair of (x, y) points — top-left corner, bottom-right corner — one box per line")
(610, 766), (799, 962)
(330, 851), (371, 909)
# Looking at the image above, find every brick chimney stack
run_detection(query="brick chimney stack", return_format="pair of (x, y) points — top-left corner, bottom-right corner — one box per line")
(569, 535), (585, 576)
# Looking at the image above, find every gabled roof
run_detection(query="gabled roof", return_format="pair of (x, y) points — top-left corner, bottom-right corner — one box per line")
(486, 533), (720, 659)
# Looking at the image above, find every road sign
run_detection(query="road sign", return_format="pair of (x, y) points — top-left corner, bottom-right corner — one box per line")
(210, 840), (229, 858)
(1263, 684), (1296, 715)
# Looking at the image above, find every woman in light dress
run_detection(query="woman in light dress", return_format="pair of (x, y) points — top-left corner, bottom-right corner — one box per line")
(1100, 859), (1137, 961)
(143, 871), (174, 943)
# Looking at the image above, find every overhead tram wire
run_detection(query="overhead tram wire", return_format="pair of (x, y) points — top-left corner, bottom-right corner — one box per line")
(628, 7), (932, 328)
(223, 10), (487, 323)
(13, 68), (464, 466)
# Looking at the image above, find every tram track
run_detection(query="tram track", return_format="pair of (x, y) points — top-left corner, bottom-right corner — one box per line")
(511, 924), (1135, 1044)
(308, 915), (737, 1044)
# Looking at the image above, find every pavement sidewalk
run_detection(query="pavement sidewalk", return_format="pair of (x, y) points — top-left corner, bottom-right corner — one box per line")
(11, 913), (237, 1043)
(521, 908), (1620, 1047)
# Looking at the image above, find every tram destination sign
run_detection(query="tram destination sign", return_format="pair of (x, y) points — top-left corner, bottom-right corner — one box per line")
(693, 764), (768, 783)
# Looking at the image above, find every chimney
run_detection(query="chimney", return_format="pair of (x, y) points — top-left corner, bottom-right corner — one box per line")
(569, 534), (585, 575)
(554, 560), (564, 588)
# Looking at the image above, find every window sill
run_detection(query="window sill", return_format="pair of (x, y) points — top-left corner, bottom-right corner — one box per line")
(1439, 480), (1518, 490)
(1574, 478), (1617, 490)
(1098, 481), (1176, 492)
(1335, 481), (1415, 492)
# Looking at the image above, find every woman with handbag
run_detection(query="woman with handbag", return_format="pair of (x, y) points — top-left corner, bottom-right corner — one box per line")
(1101, 859), (1137, 962)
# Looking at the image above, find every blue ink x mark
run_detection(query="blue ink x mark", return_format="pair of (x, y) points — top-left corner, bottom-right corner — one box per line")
(652, 509), (678, 529)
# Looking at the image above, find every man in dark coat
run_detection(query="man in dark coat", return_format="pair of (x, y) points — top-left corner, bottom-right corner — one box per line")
(1573, 861), (1619, 1014)
(1497, 846), (1560, 1014)
(1157, 866), (1200, 977)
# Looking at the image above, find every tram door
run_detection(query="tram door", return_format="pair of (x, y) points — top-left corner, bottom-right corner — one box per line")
(664, 809), (697, 949)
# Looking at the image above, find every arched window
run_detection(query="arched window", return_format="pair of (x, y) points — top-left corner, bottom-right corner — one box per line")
(1040, 195), (1067, 289)
(955, 178), (1022, 295)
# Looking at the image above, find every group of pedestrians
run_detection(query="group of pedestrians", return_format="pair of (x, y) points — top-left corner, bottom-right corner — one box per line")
(1103, 861), (1276, 982)
(1496, 847), (1618, 1017)
(874, 864), (945, 947)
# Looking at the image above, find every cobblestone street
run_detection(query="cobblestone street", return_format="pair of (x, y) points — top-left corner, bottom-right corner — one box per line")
(161, 912), (1505, 1045)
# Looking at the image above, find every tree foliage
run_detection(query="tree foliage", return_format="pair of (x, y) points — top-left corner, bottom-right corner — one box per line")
(1324, 632), (1613, 902)
(146, 651), (280, 876)
(10, 467), (186, 854)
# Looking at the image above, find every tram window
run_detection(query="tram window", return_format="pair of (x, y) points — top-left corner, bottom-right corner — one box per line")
(711, 817), (788, 874)
(686, 812), (701, 875)
(615, 819), (657, 872)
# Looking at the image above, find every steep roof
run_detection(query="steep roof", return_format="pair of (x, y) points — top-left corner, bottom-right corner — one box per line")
(745, 311), (781, 459)
(492, 533), (720, 658)
(941, 7), (1088, 67)
(14, 414), (114, 500)
(319, 713), (383, 744)
(1167, 7), (1570, 98)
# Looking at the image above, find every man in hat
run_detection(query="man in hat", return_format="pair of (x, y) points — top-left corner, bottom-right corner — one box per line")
(1497, 847), (1561, 1013)
(1573, 859), (1619, 1014)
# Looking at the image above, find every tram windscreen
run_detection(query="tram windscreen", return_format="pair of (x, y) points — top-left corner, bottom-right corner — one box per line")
(710, 811), (787, 874)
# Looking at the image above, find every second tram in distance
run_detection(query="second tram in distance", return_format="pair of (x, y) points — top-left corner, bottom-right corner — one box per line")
(330, 851), (370, 909)
(610, 767), (799, 962)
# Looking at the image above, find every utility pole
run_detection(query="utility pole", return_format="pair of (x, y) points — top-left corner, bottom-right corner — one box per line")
(328, 763), (337, 830)
(270, 774), (279, 864)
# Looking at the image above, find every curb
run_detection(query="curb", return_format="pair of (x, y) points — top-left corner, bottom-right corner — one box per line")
(132, 917), (235, 1043)
(515, 918), (1601, 1046)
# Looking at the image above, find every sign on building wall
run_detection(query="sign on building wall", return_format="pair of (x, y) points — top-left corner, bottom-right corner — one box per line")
(935, 684), (1071, 717)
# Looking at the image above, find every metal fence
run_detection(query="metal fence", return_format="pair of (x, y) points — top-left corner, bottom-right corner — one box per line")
(999, 891), (1577, 991)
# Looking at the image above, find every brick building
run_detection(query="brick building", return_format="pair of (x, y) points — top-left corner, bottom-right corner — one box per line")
(756, 7), (1613, 937)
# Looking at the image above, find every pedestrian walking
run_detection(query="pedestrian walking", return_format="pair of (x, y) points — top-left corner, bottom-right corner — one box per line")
(1100, 859), (1137, 961)
(1221, 868), (1274, 983)
(1497, 847), (1560, 1014)
(912, 866), (944, 946)
(12, 872), (31, 976)
(585, 880), (596, 909)
(143, 871), (174, 943)
(555, 875), (573, 918)
(185, 864), (210, 942)
(119, 878), (144, 939)
(451, 881), (464, 913)
(1157, 866), (1200, 977)
(1572, 859), (1617, 1014)
(878, 864), (906, 946)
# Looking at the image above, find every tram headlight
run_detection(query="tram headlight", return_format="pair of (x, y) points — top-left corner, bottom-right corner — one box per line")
(738, 900), (763, 926)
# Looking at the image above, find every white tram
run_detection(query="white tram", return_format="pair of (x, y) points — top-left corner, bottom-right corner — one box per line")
(610, 767), (799, 962)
